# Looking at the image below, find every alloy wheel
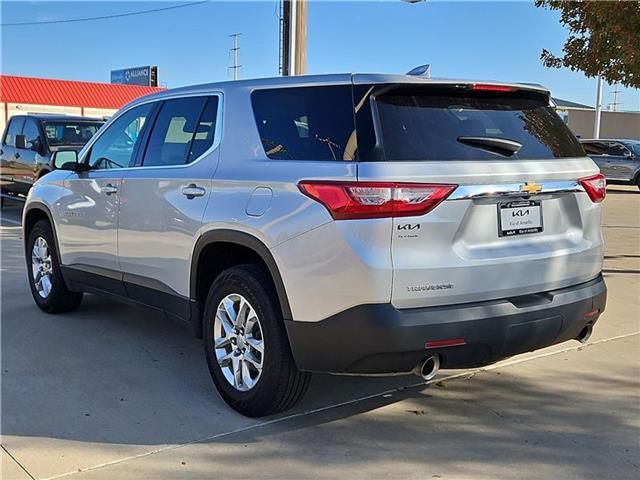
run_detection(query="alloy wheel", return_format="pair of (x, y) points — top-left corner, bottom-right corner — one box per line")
(31, 237), (53, 298)
(213, 293), (265, 391)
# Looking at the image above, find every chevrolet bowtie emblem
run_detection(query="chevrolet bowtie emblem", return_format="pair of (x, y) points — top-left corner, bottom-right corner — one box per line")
(520, 182), (542, 194)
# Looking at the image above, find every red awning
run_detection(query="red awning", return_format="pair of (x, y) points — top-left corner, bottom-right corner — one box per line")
(0, 75), (164, 110)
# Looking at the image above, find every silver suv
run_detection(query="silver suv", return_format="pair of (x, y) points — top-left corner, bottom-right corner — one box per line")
(23, 74), (607, 417)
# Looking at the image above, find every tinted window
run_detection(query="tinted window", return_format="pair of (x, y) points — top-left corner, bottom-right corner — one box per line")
(605, 142), (630, 156)
(22, 119), (41, 151)
(582, 142), (607, 155)
(88, 103), (153, 170)
(624, 141), (640, 155)
(44, 121), (103, 146)
(583, 141), (633, 156)
(252, 86), (355, 160)
(188, 97), (219, 162)
(142, 96), (213, 167)
(3, 117), (25, 147)
(356, 86), (585, 161)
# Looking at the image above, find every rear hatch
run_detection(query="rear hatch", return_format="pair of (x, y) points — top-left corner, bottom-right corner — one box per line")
(353, 78), (604, 309)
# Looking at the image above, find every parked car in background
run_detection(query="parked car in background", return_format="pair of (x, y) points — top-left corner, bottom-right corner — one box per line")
(23, 75), (607, 417)
(0, 114), (105, 200)
(580, 139), (640, 190)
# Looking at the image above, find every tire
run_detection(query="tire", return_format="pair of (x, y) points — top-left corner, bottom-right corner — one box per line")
(26, 220), (83, 313)
(203, 264), (311, 417)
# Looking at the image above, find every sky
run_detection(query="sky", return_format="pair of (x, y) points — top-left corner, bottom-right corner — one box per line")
(1, 0), (638, 111)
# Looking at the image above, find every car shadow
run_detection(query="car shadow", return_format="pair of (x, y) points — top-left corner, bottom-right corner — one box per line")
(1, 193), (638, 480)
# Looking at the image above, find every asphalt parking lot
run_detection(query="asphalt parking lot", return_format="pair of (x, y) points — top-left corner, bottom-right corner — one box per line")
(1, 186), (639, 480)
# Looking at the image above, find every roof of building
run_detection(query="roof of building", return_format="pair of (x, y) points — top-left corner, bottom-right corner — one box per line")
(0, 75), (164, 109)
(552, 97), (593, 109)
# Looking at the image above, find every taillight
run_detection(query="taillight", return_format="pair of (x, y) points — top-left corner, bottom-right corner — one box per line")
(298, 181), (458, 220)
(579, 173), (607, 203)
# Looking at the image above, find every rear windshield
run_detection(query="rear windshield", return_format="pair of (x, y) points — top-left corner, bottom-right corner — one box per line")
(356, 86), (585, 161)
(44, 121), (104, 146)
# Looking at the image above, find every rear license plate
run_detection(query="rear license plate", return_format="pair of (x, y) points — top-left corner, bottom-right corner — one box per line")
(498, 200), (543, 237)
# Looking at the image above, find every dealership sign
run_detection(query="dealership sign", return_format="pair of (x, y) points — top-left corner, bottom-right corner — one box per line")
(110, 66), (158, 87)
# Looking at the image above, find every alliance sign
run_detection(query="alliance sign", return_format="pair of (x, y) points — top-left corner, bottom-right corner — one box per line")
(110, 66), (158, 87)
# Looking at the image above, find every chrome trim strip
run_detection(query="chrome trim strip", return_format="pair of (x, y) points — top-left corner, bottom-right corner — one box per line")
(449, 180), (583, 200)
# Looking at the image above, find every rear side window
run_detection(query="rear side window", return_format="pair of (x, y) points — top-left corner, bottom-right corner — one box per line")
(188, 97), (219, 162)
(583, 141), (631, 156)
(582, 142), (607, 155)
(356, 86), (586, 161)
(252, 86), (355, 161)
(3, 117), (25, 147)
(142, 96), (217, 167)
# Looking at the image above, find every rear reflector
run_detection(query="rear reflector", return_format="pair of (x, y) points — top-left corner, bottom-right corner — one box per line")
(579, 173), (607, 203)
(298, 181), (458, 220)
(425, 338), (467, 349)
(584, 309), (600, 319)
(470, 84), (516, 92)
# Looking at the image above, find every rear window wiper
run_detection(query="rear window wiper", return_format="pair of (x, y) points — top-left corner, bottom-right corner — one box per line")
(457, 136), (523, 157)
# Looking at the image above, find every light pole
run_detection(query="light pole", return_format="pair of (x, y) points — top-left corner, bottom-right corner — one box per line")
(594, 76), (603, 139)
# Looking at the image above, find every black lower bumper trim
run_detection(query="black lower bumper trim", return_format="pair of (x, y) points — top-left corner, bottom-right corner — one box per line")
(285, 276), (607, 374)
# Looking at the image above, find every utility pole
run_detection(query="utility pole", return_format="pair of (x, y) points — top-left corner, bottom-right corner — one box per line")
(280, 0), (306, 76)
(280, 1), (290, 75)
(278, 1), (287, 75)
(294, 0), (307, 75)
(228, 33), (242, 80)
(594, 76), (603, 139)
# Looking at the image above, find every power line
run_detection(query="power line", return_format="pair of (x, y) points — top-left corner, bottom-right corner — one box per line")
(1, 0), (210, 27)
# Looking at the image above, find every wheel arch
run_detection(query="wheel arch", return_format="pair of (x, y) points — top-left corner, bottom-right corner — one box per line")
(23, 202), (61, 254)
(190, 230), (292, 337)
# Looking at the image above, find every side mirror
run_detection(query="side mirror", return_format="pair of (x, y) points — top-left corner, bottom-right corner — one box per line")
(15, 134), (26, 149)
(52, 150), (80, 171)
(623, 150), (633, 159)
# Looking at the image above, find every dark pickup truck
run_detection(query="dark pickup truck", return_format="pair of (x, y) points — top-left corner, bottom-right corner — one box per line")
(0, 114), (105, 200)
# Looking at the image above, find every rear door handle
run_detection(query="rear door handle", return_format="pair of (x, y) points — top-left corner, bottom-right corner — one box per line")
(14, 152), (20, 159)
(181, 184), (206, 199)
(101, 184), (118, 195)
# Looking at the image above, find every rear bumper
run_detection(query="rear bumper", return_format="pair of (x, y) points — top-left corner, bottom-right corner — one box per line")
(285, 275), (607, 374)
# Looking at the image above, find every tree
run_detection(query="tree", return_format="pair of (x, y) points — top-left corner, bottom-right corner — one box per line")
(535, 0), (640, 89)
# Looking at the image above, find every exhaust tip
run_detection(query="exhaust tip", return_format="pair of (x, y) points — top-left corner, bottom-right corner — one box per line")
(576, 323), (593, 344)
(413, 355), (440, 381)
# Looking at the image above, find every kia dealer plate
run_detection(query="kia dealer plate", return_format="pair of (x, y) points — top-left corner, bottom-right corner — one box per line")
(498, 200), (543, 237)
